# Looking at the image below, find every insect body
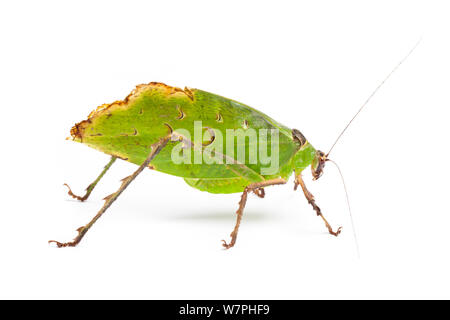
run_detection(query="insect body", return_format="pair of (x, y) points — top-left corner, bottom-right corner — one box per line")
(51, 82), (340, 248)
(51, 41), (419, 249)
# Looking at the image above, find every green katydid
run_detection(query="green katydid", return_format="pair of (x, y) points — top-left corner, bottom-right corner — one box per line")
(50, 42), (420, 249)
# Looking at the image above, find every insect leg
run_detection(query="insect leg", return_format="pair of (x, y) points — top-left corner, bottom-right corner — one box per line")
(222, 178), (286, 249)
(295, 174), (342, 236)
(64, 156), (117, 202)
(49, 136), (171, 248)
(252, 188), (265, 198)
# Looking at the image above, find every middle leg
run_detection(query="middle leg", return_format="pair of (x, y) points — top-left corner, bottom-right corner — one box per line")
(252, 188), (265, 198)
(222, 178), (286, 249)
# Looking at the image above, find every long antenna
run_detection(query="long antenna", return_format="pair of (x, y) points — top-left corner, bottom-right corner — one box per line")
(328, 159), (360, 258)
(327, 38), (422, 156)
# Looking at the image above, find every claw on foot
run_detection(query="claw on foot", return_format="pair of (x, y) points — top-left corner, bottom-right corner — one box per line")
(221, 240), (233, 250)
(48, 240), (77, 248)
(48, 226), (85, 248)
(330, 226), (343, 237)
(64, 183), (88, 202)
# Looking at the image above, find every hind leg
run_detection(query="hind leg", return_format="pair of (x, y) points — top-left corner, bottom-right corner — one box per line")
(49, 137), (171, 247)
(65, 156), (117, 202)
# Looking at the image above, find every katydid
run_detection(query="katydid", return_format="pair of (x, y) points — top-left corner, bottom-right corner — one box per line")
(50, 42), (420, 249)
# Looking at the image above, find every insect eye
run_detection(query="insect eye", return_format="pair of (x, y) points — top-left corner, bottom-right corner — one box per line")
(311, 150), (326, 180)
(292, 129), (307, 147)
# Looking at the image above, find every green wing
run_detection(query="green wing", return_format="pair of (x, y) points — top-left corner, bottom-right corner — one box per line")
(71, 83), (299, 192)
(183, 177), (250, 194)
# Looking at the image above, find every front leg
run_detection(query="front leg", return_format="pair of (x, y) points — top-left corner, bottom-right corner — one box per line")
(295, 174), (342, 236)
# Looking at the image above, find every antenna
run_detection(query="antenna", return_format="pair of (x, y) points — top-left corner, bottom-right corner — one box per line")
(327, 38), (422, 156)
(328, 159), (360, 258)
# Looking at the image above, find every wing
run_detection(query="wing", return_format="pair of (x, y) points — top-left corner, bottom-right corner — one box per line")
(71, 83), (299, 188)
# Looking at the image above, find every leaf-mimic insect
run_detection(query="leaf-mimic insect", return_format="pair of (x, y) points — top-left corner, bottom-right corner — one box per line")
(50, 42), (420, 249)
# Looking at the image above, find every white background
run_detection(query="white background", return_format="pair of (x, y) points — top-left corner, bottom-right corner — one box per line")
(1, 0), (449, 299)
